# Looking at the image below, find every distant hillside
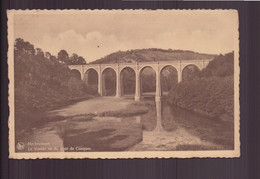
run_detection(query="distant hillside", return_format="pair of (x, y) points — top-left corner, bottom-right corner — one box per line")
(90, 48), (216, 64)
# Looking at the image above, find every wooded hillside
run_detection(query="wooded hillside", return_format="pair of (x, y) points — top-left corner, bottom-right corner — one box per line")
(14, 38), (90, 113)
(90, 48), (216, 64)
(168, 52), (234, 121)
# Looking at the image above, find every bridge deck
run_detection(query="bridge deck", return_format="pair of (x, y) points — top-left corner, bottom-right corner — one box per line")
(69, 59), (213, 68)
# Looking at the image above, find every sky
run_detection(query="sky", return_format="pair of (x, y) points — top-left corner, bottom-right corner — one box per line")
(14, 10), (238, 62)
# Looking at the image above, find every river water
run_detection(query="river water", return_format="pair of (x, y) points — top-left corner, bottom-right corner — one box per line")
(18, 96), (234, 152)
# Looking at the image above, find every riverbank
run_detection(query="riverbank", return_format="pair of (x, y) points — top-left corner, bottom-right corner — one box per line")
(51, 96), (233, 150)
(130, 127), (222, 151)
(162, 103), (234, 150)
(167, 97), (234, 122)
(16, 96), (234, 152)
(49, 96), (139, 116)
(16, 97), (144, 152)
(15, 95), (93, 141)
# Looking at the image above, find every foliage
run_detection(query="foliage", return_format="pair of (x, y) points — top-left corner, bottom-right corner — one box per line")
(56, 50), (86, 65)
(199, 52), (234, 78)
(182, 65), (200, 82)
(161, 67), (178, 92)
(85, 84), (99, 96)
(141, 71), (156, 93)
(102, 69), (116, 96)
(121, 68), (136, 94)
(14, 38), (89, 112)
(168, 52), (234, 120)
(57, 50), (69, 64)
(67, 53), (87, 65)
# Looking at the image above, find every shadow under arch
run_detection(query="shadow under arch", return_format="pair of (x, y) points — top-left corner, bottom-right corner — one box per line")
(102, 67), (116, 96)
(160, 65), (178, 95)
(83, 68), (99, 95)
(70, 69), (81, 80)
(120, 67), (136, 97)
(182, 64), (200, 82)
(139, 66), (156, 99)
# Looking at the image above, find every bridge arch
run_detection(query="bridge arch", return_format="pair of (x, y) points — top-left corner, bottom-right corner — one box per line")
(159, 65), (178, 74)
(139, 65), (157, 74)
(101, 66), (118, 76)
(83, 68), (99, 95)
(83, 68), (99, 82)
(182, 64), (200, 82)
(119, 66), (136, 74)
(139, 66), (156, 99)
(120, 67), (136, 96)
(160, 65), (178, 94)
(70, 69), (82, 80)
(102, 67), (117, 96)
(85, 67), (99, 74)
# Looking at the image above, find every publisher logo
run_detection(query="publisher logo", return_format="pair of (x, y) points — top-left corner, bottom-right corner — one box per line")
(16, 142), (25, 150)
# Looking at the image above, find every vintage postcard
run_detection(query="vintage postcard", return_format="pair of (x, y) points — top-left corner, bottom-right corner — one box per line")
(8, 10), (240, 159)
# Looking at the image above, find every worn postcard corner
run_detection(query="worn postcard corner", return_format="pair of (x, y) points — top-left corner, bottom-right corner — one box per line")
(8, 9), (240, 159)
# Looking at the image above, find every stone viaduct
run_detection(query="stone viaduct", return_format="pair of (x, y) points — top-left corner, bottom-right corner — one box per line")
(68, 59), (212, 101)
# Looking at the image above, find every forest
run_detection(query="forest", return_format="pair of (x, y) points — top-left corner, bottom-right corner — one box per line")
(167, 52), (234, 121)
(14, 38), (90, 115)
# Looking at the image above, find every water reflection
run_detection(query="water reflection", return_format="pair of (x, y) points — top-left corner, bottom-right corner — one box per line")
(138, 97), (165, 132)
(17, 96), (234, 152)
(154, 100), (164, 132)
(139, 97), (165, 132)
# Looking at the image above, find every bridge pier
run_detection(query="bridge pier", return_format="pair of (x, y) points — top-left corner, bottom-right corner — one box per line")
(155, 68), (161, 102)
(135, 69), (140, 101)
(178, 70), (182, 83)
(116, 65), (121, 97)
(98, 71), (102, 96)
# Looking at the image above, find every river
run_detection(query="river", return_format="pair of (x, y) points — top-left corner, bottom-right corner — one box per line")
(18, 96), (234, 152)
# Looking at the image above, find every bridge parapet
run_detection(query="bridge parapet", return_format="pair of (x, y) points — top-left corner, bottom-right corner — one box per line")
(68, 59), (213, 71)
(68, 58), (214, 80)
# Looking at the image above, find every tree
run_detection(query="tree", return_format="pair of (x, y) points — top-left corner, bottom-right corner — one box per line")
(68, 54), (86, 65)
(77, 56), (86, 64)
(57, 50), (69, 64)
(69, 53), (79, 65)
(182, 65), (200, 82)
(45, 52), (52, 59)
(36, 48), (44, 57)
(15, 38), (35, 55)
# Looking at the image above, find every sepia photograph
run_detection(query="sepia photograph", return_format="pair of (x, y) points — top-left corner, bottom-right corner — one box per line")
(8, 10), (240, 159)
